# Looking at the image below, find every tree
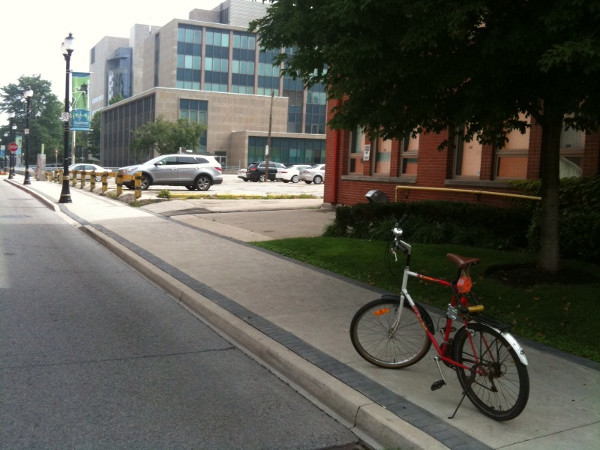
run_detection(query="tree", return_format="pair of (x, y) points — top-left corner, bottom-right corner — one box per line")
(0, 75), (64, 162)
(251, 0), (600, 273)
(87, 112), (102, 161)
(129, 117), (207, 160)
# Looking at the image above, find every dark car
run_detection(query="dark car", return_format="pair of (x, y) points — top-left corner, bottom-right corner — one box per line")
(246, 161), (286, 182)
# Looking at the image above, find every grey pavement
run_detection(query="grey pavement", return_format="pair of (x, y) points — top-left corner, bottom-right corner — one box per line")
(5, 175), (600, 450)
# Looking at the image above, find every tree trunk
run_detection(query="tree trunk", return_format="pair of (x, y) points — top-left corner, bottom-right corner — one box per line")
(538, 110), (562, 273)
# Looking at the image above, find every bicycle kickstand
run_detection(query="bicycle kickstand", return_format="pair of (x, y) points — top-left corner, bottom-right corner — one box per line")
(430, 356), (447, 391)
(449, 391), (469, 419)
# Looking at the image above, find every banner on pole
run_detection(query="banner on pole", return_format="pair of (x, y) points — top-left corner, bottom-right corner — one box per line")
(71, 72), (91, 131)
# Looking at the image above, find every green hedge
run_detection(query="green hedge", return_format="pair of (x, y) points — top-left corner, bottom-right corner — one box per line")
(325, 175), (600, 262)
(512, 176), (600, 262)
(325, 200), (532, 250)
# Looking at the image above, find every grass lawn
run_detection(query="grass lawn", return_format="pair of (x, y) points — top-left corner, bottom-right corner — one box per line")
(254, 237), (600, 363)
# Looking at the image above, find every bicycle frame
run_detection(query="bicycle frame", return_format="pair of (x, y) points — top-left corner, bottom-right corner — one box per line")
(351, 221), (530, 420)
(392, 236), (528, 370)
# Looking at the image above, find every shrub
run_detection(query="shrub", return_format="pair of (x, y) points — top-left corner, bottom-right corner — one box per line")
(325, 200), (531, 250)
(325, 176), (600, 262)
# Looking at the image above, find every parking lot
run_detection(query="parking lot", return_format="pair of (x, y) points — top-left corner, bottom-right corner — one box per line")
(146, 174), (325, 197)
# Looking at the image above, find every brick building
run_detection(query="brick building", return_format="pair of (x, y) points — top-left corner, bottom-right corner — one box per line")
(324, 97), (600, 207)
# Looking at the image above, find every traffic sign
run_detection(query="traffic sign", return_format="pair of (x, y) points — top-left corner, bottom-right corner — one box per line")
(8, 142), (18, 153)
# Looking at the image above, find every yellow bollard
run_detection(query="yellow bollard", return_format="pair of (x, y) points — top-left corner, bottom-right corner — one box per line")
(134, 171), (142, 200)
(116, 172), (123, 197)
(89, 171), (96, 191)
(101, 173), (108, 193)
(80, 171), (86, 189)
(71, 171), (77, 187)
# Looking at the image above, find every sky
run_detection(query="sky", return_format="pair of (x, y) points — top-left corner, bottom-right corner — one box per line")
(1, 0), (223, 124)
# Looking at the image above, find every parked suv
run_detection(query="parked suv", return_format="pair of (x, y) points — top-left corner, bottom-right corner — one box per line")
(118, 154), (223, 191)
(246, 161), (286, 182)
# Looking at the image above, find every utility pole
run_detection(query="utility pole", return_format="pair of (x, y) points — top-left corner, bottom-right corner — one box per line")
(263, 91), (274, 182)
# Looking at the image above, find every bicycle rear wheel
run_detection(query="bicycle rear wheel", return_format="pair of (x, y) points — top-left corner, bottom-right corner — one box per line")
(453, 322), (529, 420)
(350, 296), (432, 369)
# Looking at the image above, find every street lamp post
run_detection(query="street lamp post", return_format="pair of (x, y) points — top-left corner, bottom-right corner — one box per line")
(8, 113), (16, 179)
(59, 32), (74, 203)
(23, 89), (33, 185)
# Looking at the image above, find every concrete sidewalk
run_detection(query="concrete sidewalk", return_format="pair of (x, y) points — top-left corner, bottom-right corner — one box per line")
(6, 176), (599, 449)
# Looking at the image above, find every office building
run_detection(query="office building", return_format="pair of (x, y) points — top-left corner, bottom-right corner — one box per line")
(90, 0), (326, 168)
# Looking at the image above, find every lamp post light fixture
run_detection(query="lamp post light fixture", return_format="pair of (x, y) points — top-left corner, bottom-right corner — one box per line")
(23, 89), (33, 185)
(59, 32), (74, 203)
(8, 112), (16, 179)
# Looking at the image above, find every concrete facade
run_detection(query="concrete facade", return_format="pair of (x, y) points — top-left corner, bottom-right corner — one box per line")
(93, 0), (325, 169)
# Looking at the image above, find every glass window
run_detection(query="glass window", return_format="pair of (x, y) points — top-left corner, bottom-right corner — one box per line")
(560, 120), (584, 178)
(373, 137), (392, 175)
(176, 25), (202, 90)
(179, 99), (208, 153)
(495, 116), (529, 179)
(348, 127), (365, 175)
(400, 134), (419, 177)
(454, 130), (482, 178)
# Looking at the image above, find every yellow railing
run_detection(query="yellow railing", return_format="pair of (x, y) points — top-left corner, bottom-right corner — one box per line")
(46, 170), (142, 200)
(394, 185), (541, 202)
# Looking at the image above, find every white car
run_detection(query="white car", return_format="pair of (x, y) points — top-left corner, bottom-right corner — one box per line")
(299, 164), (325, 184)
(276, 164), (312, 183)
(69, 163), (110, 181)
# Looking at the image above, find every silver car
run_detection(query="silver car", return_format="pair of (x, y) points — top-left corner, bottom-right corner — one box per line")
(118, 154), (223, 191)
(299, 164), (325, 184)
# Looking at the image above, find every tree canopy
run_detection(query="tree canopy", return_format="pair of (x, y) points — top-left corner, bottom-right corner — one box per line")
(129, 117), (207, 160)
(251, 0), (600, 272)
(1, 75), (63, 162)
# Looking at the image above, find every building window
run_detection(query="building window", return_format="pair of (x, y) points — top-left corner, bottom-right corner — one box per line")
(495, 117), (529, 179)
(305, 84), (326, 134)
(348, 127), (365, 175)
(180, 99), (208, 153)
(258, 49), (280, 96)
(400, 133), (419, 177)
(247, 136), (325, 166)
(204, 28), (230, 92)
(373, 137), (392, 175)
(176, 25), (202, 90)
(232, 31), (256, 94)
(560, 122), (585, 178)
(454, 131), (482, 178)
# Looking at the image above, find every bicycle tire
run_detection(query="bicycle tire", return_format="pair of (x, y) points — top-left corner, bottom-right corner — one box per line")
(350, 296), (432, 369)
(453, 322), (529, 420)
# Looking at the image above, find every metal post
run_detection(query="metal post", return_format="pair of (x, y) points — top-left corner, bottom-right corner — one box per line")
(264, 91), (274, 182)
(59, 33), (74, 203)
(23, 90), (33, 185)
(8, 113), (16, 179)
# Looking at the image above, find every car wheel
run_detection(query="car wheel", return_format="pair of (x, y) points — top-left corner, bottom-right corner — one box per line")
(313, 175), (323, 184)
(259, 173), (266, 182)
(195, 175), (212, 191)
(304, 180), (312, 184)
(291, 175), (299, 183)
(185, 185), (195, 191)
(282, 180), (289, 183)
(140, 175), (151, 190)
(125, 183), (134, 190)
(243, 179), (248, 182)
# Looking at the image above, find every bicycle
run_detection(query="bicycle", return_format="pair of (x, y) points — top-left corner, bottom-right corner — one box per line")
(349, 220), (530, 421)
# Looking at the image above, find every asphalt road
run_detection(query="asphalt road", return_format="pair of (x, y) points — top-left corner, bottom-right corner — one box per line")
(0, 181), (360, 449)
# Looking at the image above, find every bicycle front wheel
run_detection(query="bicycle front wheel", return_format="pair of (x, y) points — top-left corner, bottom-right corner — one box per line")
(350, 297), (432, 369)
(453, 322), (529, 420)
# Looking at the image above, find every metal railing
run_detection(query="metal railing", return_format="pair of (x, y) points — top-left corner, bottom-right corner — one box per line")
(395, 185), (541, 202)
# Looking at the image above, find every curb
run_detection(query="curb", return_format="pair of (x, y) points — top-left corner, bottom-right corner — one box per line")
(80, 224), (448, 450)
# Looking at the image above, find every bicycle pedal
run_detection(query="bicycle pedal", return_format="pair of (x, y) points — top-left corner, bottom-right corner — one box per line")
(431, 380), (446, 391)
